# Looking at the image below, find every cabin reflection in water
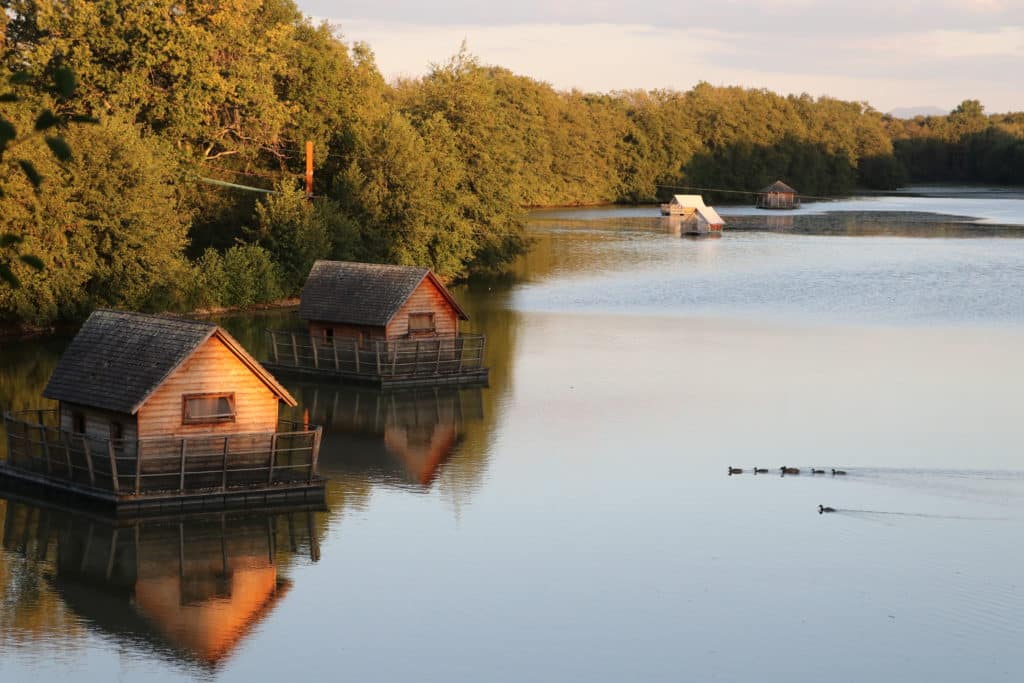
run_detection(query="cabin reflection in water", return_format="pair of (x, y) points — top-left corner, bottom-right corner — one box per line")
(295, 385), (484, 488)
(0, 497), (320, 668)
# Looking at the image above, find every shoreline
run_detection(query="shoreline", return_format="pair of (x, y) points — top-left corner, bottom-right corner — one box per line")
(0, 298), (301, 342)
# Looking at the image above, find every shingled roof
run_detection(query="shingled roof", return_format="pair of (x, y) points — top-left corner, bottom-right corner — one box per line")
(759, 180), (797, 194)
(43, 309), (295, 414)
(298, 260), (468, 326)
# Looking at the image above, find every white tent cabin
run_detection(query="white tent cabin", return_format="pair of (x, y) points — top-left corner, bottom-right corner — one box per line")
(659, 194), (725, 234)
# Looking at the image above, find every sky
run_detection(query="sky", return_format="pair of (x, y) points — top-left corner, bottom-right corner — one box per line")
(295, 1), (1024, 114)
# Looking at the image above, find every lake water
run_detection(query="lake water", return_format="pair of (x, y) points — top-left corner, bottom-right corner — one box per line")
(3, 189), (1024, 681)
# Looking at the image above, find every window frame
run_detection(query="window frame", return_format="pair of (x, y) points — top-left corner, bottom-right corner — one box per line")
(408, 312), (436, 334)
(182, 392), (237, 425)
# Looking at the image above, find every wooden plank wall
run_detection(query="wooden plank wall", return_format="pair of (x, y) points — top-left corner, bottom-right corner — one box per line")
(59, 403), (138, 443)
(136, 336), (280, 439)
(386, 279), (460, 339)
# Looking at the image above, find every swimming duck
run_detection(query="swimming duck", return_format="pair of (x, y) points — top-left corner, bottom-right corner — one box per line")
(832, 469), (847, 476)
(728, 467), (743, 475)
(753, 467), (769, 474)
(811, 468), (826, 474)
(779, 466), (800, 475)
(818, 505), (836, 514)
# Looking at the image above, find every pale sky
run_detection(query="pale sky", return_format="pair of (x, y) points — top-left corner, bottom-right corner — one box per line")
(296, 1), (1024, 113)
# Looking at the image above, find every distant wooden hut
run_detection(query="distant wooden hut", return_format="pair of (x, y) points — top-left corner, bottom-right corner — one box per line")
(2, 310), (323, 507)
(659, 194), (724, 233)
(299, 260), (468, 343)
(756, 180), (800, 209)
(266, 261), (488, 388)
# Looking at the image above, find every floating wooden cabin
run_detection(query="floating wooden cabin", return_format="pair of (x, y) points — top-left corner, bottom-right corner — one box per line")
(2, 310), (323, 510)
(265, 261), (488, 388)
(756, 180), (801, 209)
(0, 497), (320, 669)
(659, 194), (725, 234)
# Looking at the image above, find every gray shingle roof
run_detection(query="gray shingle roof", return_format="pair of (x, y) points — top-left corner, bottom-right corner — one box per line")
(298, 260), (468, 326)
(43, 309), (295, 414)
(759, 180), (797, 194)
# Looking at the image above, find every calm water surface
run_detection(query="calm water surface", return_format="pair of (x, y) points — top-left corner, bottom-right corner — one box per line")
(3, 191), (1024, 681)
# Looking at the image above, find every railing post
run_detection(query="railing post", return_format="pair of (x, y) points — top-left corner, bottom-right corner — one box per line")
(268, 434), (278, 484)
(290, 333), (299, 365)
(108, 440), (119, 493)
(390, 340), (398, 377)
(435, 339), (443, 375)
(308, 427), (322, 482)
(478, 335), (486, 369)
(269, 330), (280, 363)
(82, 436), (96, 486)
(457, 336), (464, 373)
(178, 440), (188, 493)
(61, 433), (73, 479)
(352, 339), (359, 373)
(311, 334), (319, 368)
(221, 436), (230, 491)
(375, 341), (382, 375)
(39, 424), (52, 474)
(135, 442), (143, 494)
(332, 335), (340, 370)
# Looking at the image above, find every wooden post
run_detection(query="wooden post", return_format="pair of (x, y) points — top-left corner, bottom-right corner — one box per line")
(456, 336), (464, 373)
(268, 433), (278, 484)
(221, 436), (229, 491)
(61, 433), (73, 480)
(178, 440), (188, 493)
(134, 442), (143, 494)
(270, 330), (280, 363)
(435, 339), (443, 374)
(375, 341), (382, 375)
(332, 335), (340, 370)
(352, 339), (359, 373)
(290, 333), (299, 365)
(308, 427), (322, 482)
(305, 140), (314, 200)
(390, 340), (398, 377)
(82, 436), (96, 486)
(311, 334), (319, 368)
(414, 340), (422, 375)
(39, 424), (52, 474)
(108, 440), (119, 493)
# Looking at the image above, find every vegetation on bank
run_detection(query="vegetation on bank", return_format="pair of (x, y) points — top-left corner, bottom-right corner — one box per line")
(2, 0), (1022, 327)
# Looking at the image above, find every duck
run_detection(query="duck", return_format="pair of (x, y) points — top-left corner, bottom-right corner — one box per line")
(811, 468), (826, 474)
(728, 467), (743, 475)
(779, 466), (800, 475)
(753, 467), (769, 474)
(832, 469), (847, 476)
(818, 505), (836, 514)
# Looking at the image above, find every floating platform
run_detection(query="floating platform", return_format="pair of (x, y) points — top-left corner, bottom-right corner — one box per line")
(264, 331), (489, 389)
(2, 410), (325, 512)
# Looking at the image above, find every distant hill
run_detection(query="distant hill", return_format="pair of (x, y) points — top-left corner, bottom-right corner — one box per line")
(888, 106), (948, 119)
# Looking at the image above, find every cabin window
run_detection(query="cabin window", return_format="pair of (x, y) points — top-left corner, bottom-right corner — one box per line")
(323, 327), (334, 342)
(182, 393), (236, 424)
(109, 421), (124, 440)
(408, 312), (436, 333)
(72, 412), (86, 434)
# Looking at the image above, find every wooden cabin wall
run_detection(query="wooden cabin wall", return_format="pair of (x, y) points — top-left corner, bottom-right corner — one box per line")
(135, 336), (280, 439)
(307, 321), (387, 344)
(59, 402), (138, 443)
(385, 279), (460, 339)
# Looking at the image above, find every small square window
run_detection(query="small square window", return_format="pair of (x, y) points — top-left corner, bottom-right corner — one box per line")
(408, 312), (435, 333)
(182, 393), (236, 425)
(72, 413), (86, 434)
(109, 421), (124, 440)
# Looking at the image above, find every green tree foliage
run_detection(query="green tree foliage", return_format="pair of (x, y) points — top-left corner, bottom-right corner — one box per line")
(5, 0), (1022, 330)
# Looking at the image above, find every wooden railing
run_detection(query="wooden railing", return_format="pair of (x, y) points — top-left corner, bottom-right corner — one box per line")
(265, 331), (486, 379)
(2, 410), (322, 499)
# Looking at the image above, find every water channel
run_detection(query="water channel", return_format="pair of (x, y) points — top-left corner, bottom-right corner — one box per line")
(2, 187), (1024, 681)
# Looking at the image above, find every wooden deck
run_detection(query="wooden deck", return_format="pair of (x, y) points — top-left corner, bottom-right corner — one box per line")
(264, 331), (489, 388)
(2, 410), (324, 510)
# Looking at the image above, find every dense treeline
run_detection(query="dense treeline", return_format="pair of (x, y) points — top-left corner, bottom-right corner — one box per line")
(1, 1), (1022, 327)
